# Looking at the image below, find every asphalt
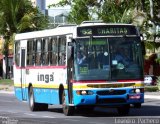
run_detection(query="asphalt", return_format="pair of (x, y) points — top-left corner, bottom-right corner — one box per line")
(0, 85), (160, 99)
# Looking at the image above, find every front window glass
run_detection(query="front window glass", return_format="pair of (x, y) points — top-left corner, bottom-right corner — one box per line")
(74, 38), (110, 80)
(73, 37), (143, 81)
(110, 37), (143, 80)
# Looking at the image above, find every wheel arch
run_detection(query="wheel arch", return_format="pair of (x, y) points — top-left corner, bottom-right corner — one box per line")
(28, 83), (33, 94)
(59, 84), (64, 104)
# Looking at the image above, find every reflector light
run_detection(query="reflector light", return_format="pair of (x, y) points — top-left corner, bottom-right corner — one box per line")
(129, 94), (141, 99)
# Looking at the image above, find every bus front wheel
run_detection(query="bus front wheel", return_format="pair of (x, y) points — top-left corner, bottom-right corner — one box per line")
(62, 90), (74, 116)
(29, 87), (48, 111)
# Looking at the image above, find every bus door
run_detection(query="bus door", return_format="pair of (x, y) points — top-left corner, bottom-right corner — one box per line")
(66, 35), (73, 104)
(20, 46), (27, 100)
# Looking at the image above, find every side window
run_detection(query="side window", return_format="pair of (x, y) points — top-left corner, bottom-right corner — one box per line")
(15, 41), (20, 66)
(41, 38), (49, 65)
(35, 39), (41, 65)
(49, 38), (58, 65)
(27, 40), (35, 65)
(58, 37), (66, 65)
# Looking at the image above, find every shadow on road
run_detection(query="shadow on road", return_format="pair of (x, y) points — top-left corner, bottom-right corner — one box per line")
(47, 105), (160, 117)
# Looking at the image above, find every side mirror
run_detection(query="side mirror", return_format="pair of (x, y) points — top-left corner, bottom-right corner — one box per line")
(67, 42), (74, 60)
(67, 46), (72, 60)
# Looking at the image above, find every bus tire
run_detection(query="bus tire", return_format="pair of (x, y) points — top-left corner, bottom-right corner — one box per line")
(62, 90), (74, 116)
(29, 87), (48, 111)
(117, 104), (130, 116)
(29, 87), (39, 111)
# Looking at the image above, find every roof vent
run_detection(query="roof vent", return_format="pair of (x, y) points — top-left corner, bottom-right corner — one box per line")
(81, 20), (103, 24)
(57, 24), (77, 27)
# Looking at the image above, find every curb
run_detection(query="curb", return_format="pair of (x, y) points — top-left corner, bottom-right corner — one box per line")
(0, 91), (14, 94)
(144, 95), (160, 99)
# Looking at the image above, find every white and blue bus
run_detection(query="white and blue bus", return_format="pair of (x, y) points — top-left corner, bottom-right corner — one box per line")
(14, 21), (145, 116)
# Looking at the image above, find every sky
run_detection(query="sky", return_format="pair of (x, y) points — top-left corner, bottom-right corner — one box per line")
(45, 0), (70, 17)
(46, 0), (60, 8)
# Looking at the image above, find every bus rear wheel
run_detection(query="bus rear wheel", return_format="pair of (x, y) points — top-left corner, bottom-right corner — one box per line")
(29, 87), (48, 111)
(117, 104), (130, 116)
(62, 90), (74, 116)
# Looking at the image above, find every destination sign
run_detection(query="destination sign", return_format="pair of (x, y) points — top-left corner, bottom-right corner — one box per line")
(85, 40), (106, 45)
(77, 25), (138, 37)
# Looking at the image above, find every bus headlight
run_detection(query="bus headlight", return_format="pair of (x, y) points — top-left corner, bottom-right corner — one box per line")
(130, 88), (141, 94)
(81, 90), (87, 95)
(76, 90), (94, 95)
(135, 89), (140, 93)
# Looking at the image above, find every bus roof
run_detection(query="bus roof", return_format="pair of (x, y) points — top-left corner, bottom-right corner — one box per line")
(15, 22), (138, 41)
(79, 21), (134, 27)
(15, 25), (77, 41)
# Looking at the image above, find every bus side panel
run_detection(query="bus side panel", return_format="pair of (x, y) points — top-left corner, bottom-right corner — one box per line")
(14, 66), (23, 101)
(14, 87), (23, 101)
(33, 88), (62, 104)
(34, 88), (51, 104)
(50, 89), (60, 104)
(26, 68), (67, 105)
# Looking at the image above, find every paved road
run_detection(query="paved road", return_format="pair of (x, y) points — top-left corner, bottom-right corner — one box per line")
(0, 92), (160, 124)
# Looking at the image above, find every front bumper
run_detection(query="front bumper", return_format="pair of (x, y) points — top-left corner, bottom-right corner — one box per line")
(73, 88), (144, 106)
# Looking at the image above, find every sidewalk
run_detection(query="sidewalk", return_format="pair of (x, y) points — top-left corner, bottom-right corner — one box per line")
(0, 84), (14, 94)
(144, 91), (160, 99)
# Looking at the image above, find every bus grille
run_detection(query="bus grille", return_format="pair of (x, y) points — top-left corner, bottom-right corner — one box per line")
(97, 90), (126, 95)
(97, 98), (126, 104)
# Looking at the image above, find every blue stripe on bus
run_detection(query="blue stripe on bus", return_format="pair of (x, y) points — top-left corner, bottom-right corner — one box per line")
(72, 88), (144, 106)
(14, 87), (61, 105)
(14, 87), (144, 106)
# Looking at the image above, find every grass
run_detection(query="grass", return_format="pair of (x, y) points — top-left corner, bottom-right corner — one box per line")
(0, 79), (13, 85)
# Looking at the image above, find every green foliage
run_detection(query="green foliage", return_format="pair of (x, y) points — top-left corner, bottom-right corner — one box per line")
(156, 76), (160, 86)
(0, 0), (49, 53)
(0, 0), (49, 79)
(156, 58), (160, 65)
(49, 0), (101, 24)
(145, 42), (160, 51)
(0, 79), (13, 85)
(100, 0), (134, 23)
(67, 0), (89, 24)
(48, 0), (70, 7)
(0, 0), (49, 35)
(144, 86), (159, 92)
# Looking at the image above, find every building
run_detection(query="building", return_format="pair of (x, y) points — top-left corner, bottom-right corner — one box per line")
(32, 0), (71, 27)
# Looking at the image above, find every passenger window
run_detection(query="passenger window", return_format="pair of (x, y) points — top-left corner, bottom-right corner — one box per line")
(58, 37), (66, 65)
(27, 40), (35, 65)
(49, 38), (58, 65)
(35, 40), (41, 65)
(41, 39), (49, 65)
(15, 41), (20, 66)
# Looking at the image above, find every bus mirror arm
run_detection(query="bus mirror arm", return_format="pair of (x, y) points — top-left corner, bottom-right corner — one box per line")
(71, 47), (74, 59)
(67, 46), (74, 60)
(141, 41), (146, 55)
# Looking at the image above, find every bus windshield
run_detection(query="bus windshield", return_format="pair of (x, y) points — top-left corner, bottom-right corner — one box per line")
(73, 37), (143, 81)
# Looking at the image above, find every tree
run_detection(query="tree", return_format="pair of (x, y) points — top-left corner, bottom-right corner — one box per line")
(50, 0), (160, 49)
(0, 0), (49, 78)
(49, 0), (102, 24)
